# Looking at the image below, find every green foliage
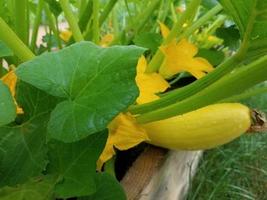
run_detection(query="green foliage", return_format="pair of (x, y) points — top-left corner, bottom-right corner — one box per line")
(0, 0), (267, 199)
(0, 81), (16, 126)
(0, 113), (49, 187)
(220, 0), (267, 59)
(48, 131), (108, 198)
(0, 176), (56, 200)
(0, 41), (12, 57)
(16, 42), (144, 142)
(79, 173), (127, 200)
(216, 26), (240, 50)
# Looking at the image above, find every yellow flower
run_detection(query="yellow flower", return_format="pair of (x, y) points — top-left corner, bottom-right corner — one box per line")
(1, 70), (23, 114)
(60, 29), (72, 42)
(135, 56), (170, 104)
(100, 33), (114, 47)
(158, 23), (214, 79)
(97, 56), (169, 169)
(97, 113), (149, 170)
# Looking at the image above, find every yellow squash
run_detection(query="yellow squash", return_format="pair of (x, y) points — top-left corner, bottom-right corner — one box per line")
(142, 103), (251, 150)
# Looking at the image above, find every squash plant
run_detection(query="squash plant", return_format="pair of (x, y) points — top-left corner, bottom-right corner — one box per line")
(0, 0), (267, 199)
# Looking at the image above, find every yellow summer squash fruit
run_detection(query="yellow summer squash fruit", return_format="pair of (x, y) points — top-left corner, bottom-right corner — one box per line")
(142, 103), (251, 150)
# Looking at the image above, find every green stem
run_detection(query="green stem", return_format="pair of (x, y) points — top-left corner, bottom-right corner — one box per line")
(99, 0), (118, 26)
(14, 0), (29, 45)
(221, 86), (267, 103)
(78, 0), (93, 32)
(111, 0), (161, 45)
(92, 0), (100, 44)
(137, 56), (267, 123)
(178, 4), (223, 40)
(146, 0), (202, 73)
(0, 17), (35, 62)
(129, 54), (240, 114)
(59, 0), (84, 42)
(30, 0), (44, 51)
(44, 3), (62, 48)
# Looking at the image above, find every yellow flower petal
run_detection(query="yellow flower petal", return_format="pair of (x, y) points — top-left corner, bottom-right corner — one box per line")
(60, 30), (72, 42)
(1, 70), (17, 96)
(97, 113), (149, 170)
(1, 70), (23, 114)
(100, 33), (114, 47)
(159, 22), (170, 39)
(136, 56), (170, 104)
(159, 39), (214, 79)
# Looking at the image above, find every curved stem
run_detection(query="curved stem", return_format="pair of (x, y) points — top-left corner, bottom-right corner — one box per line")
(0, 17), (35, 62)
(59, 0), (84, 42)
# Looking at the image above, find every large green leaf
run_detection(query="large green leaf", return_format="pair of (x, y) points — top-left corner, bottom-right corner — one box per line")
(0, 81), (16, 126)
(48, 130), (108, 198)
(0, 114), (49, 187)
(219, 0), (267, 58)
(0, 176), (56, 200)
(16, 42), (144, 142)
(79, 173), (127, 200)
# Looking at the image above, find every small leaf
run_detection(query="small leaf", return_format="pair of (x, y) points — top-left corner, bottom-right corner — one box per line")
(0, 114), (49, 187)
(0, 80), (16, 126)
(48, 130), (108, 198)
(16, 42), (145, 142)
(79, 173), (126, 200)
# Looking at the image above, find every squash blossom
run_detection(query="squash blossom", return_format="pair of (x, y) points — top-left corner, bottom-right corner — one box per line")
(97, 56), (169, 169)
(1, 70), (23, 114)
(158, 23), (214, 79)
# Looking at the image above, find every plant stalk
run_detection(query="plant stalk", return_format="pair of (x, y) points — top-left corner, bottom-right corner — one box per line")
(59, 0), (84, 42)
(0, 17), (35, 62)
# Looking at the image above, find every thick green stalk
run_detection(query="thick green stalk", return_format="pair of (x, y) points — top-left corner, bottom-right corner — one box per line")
(221, 86), (267, 103)
(78, 0), (93, 32)
(44, 3), (62, 48)
(137, 56), (267, 123)
(30, 0), (44, 51)
(146, 0), (202, 73)
(92, 0), (100, 44)
(0, 17), (35, 62)
(14, 0), (29, 45)
(59, 0), (84, 42)
(129, 54), (240, 114)
(99, 0), (118, 26)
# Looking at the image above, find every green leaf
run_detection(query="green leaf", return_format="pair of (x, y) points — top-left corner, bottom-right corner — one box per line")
(0, 176), (56, 200)
(16, 81), (60, 122)
(134, 32), (162, 54)
(197, 48), (225, 66)
(48, 130), (108, 198)
(0, 114), (49, 187)
(216, 26), (240, 50)
(79, 173), (126, 200)
(219, 0), (267, 58)
(16, 42), (144, 142)
(0, 81), (16, 126)
(0, 41), (13, 57)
